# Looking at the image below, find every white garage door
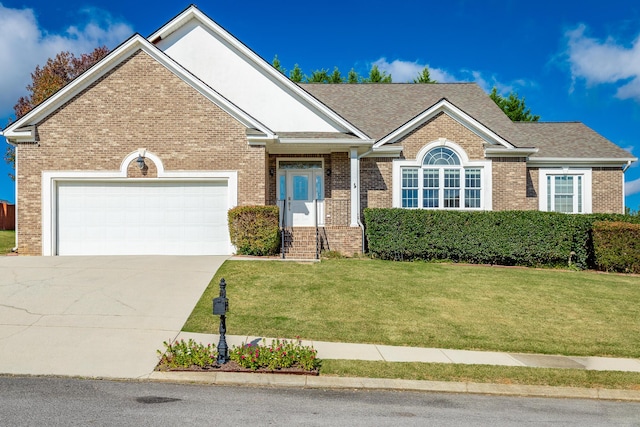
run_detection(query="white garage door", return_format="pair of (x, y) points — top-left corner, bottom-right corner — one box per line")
(56, 181), (231, 255)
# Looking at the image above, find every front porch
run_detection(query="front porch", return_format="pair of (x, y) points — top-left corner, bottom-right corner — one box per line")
(267, 153), (363, 259)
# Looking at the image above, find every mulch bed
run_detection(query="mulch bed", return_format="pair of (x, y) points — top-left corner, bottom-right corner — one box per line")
(155, 360), (319, 376)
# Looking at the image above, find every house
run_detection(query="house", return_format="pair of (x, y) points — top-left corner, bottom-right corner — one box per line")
(1, 6), (635, 258)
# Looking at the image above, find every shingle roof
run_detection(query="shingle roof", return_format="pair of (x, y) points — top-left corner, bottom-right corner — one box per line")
(514, 122), (634, 159)
(301, 83), (514, 141)
(300, 83), (634, 160)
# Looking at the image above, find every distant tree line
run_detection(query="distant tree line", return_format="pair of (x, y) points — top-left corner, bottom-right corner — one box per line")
(272, 55), (539, 122)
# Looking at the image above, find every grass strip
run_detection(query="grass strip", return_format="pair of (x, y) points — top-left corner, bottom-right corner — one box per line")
(0, 230), (15, 254)
(320, 360), (640, 390)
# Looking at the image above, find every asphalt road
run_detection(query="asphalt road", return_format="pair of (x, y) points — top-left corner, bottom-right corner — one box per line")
(1, 376), (639, 426)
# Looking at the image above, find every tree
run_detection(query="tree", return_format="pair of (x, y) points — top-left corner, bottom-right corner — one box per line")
(328, 67), (344, 84)
(347, 68), (360, 84)
(5, 46), (110, 180)
(307, 68), (330, 83)
(489, 87), (540, 122)
(413, 66), (436, 83)
(289, 64), (304, 83)
(272, 55), (286, 75)
(364, 64), (392, 83)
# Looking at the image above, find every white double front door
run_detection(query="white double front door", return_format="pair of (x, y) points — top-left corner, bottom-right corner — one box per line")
(277, 161), (324, 227)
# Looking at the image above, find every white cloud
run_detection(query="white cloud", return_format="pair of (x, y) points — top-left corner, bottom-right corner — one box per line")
(625, 177), (640, 196)
(372, 58), (456, 83)
(0, 4), (132, 118)
(370, 58), (535, 100)
(565, 24), (640, 101)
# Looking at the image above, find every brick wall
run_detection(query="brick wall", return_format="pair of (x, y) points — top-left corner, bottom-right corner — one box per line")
(400, 112), (485, 160)
(525, 167), (539, 210)
(321, 226), (363, 256)
(17, 50), (265, 255)
(360, 157), (392, 214)
(491, 157), (530, 210)
(593, 167), (624, 213)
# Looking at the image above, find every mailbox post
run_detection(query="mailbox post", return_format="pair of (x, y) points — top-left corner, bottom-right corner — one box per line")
(212, 278), (229, 364)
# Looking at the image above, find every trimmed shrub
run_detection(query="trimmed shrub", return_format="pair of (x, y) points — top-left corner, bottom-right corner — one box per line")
(364, 209), (606, 269)
(593, 221), (640, 273)
(228, 205), (280, 256)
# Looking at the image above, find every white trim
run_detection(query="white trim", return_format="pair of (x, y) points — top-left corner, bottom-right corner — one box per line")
(485, 146), (538, 157)
(350, 148), (360, 227)
(148, 6), (369, 140)
(3, 35), (276, 141)
(392, 139), (492, 210)
(538, 168), (592, 214)
(41, 151), (238, 255)
(528, 157), (636, 167)
(278, 138), (375, 145)
(374, 99), (514, 150)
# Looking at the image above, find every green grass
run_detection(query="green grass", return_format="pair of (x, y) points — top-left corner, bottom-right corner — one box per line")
(184, 259), (640, 358)
(321, 360), (640, 390)
(0, 230), (15, 254)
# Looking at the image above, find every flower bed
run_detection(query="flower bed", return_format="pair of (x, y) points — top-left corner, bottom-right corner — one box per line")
(156, 338), (320, 375)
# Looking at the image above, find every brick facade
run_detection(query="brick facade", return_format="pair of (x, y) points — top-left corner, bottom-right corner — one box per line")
(399, 113), (485, 160)
(17, 50), (265, 255)
(592, 167), (624, 213)
(491, 157), (532, 211)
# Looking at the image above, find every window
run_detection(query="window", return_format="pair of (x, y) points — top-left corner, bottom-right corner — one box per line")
(399, 146), (484, 210)
(402, 168), (418, 208)
(539, 169), (591, 214)
(546, 175), (582, 213)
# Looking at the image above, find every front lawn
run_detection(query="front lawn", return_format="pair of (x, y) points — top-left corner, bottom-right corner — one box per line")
(0, 230), (15, 254)
(184, 259), (640, 358)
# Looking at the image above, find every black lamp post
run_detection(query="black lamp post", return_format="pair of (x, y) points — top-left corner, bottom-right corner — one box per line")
(212, 278), (229, 364)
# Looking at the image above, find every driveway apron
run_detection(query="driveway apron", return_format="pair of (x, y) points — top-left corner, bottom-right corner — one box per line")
(0, 256), (227, 379)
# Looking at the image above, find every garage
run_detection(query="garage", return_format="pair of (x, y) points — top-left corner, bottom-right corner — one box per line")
(56, 180), (232, 255)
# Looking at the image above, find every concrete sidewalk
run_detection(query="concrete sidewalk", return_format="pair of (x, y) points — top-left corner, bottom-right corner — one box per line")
(175, 332), (640, 373)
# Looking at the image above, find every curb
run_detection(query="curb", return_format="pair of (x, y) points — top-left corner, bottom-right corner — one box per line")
(148, 371), (640, 402)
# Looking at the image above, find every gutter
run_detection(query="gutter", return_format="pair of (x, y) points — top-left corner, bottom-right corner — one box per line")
(623, 160), (633, 173)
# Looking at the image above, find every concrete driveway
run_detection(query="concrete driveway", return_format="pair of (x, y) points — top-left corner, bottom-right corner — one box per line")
(0, 255), (227, 379)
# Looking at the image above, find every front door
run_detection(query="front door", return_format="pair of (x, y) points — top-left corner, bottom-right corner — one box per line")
(287, 170), (315, 226)
(277, 160), (324, 227)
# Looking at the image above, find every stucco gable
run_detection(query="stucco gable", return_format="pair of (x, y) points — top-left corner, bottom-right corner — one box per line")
(149, 6), (368, 138)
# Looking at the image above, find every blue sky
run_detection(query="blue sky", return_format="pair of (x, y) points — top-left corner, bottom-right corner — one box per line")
(1, 1), (640, 209)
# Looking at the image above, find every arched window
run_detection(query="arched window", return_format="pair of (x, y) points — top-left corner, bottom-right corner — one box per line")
(401, 146), (482, 209)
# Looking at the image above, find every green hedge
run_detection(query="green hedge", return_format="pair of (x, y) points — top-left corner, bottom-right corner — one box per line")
(228, 205), (280, 256)
(593, 221), (640, 273)
(364, 209), (640, 269)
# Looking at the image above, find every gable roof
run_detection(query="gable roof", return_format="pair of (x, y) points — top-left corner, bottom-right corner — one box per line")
(2, 33), (276, 143)
(302, 82), (635, 163)
(514, 122), (636, 162)
(301, 83), (514, 142)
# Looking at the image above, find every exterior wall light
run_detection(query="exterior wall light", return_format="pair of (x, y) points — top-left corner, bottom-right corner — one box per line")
(136, 148), (146, 170)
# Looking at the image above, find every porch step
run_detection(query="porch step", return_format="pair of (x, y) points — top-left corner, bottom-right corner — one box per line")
(281, 227), (322, 260)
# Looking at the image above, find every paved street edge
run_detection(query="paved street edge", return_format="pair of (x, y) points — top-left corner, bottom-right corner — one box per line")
(148, 371), (640, 402)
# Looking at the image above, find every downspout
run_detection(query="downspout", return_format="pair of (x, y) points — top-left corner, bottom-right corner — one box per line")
(623, 160), (633, 214)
